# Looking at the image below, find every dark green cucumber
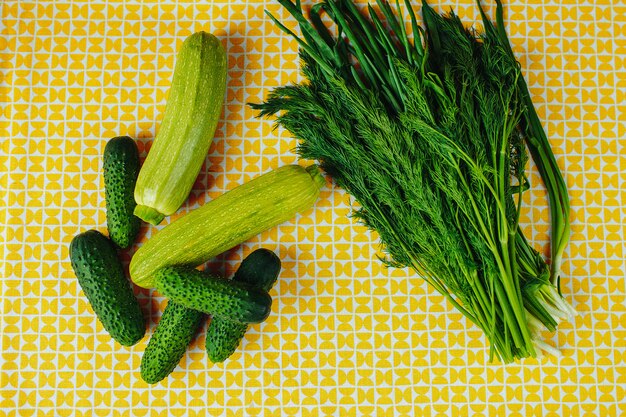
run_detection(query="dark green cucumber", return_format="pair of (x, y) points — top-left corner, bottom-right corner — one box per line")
(103, 136), (141, 249)
(206, 249), (281, 362)
(140, 301), (205, 384)
(140, 251), (279, 382)
(154, 266), (272, 324)
(69, 230), (145, 346)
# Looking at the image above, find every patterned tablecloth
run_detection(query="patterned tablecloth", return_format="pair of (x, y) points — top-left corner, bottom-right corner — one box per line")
(1, 0), (624, 416)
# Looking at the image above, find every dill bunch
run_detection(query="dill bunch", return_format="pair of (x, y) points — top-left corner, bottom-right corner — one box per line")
(252, 0), (574, 362)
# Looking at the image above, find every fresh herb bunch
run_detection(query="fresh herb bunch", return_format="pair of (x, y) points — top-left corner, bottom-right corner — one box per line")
(252, 0), (574, 362)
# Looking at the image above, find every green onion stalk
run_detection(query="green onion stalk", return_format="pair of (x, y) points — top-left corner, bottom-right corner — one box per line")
(473, 0), (576, 351)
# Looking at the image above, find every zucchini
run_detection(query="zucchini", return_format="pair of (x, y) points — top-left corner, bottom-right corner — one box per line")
(205, 248), (281, 362)
(103, 136), (141, 249)
(140, 300), (205, 384)
(154, 266), (272, 324)
(134, 31), (227, 225)
(130, 164), (324, 288)
(69, 230), (145, 346)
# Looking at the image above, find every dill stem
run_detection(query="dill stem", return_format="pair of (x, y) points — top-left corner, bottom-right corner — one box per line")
(452, 160), (531, 357)
(478, 0), (570, 287)
(459, 158), (529, 355)
(465, 270), (501, 347)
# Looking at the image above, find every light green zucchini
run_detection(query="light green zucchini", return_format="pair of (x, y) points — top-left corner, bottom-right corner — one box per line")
(134, 31), (227, 225)
(129, 164), (324, 288)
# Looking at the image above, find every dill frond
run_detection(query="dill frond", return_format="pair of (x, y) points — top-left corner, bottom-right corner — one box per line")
(252, 0), (573, 363)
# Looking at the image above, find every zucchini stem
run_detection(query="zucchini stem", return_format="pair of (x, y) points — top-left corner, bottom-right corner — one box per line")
(134, 204), (166, 226)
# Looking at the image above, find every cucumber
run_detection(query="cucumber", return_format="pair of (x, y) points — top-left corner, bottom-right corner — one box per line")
(134, 31), (227, 225)
(130, 164), (325, 288)
(103, 136), (141, 249)
(69, 230), (145, 346)
(140, 301), (205, 384)
(140, 249), (280, 381)
(154, 266), (272, 324)
(205, 248), (281, 362)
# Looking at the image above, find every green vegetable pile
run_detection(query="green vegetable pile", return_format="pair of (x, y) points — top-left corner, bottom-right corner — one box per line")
(252, 0), (574, 362)
(72, 138), (290, 382)
(69, 30), (323, 384)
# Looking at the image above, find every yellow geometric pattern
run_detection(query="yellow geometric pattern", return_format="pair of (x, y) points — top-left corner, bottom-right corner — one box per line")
(1, 0), (625, 416)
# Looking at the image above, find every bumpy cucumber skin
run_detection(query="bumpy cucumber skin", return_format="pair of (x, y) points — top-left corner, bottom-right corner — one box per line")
(154, 266), (272, 324)
(140, 301), (205, 384)
(230, 249), (282, 289)
(205, 320), (248, 363)
(206, 249), (281, 362)
(69, 230), (145, 346)
(103, 136), (141, 249)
